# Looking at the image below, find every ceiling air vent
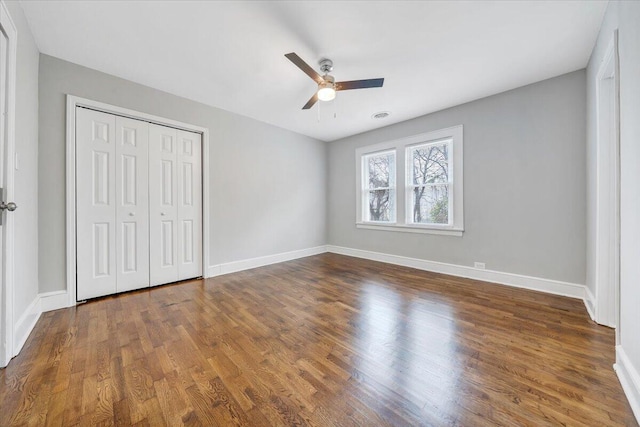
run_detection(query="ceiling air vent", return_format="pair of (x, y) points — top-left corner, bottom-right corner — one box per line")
(372, 111), (390, 119)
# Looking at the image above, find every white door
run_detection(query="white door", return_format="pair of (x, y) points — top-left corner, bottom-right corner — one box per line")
(176, 130), (202, 280)
(149, 125), (202, 285)
(0, 8), (8, 363)
(76, 108), (118, 300)
(77, 114), (201, 296)
(0, 2), (17, 367)
(115, 116), (149, 293)
(149, 124), (179, 285)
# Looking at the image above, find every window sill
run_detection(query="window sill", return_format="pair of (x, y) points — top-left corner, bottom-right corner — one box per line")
(356, 222), (463, 237)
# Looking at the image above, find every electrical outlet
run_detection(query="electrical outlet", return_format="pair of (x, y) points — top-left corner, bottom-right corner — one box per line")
(474, 262), (486, 269)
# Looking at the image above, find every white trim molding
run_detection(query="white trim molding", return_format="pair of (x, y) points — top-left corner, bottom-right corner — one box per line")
(593, 29), (620, 329)
(39, 246), (329, 311)
(207, 246), (328, 278)
(615, 345), (640, 423)
(66, 95), (211, 306)
(326, 245), (586, 300)
(40, 291), (70, 313)
(12, 296), (40, 357)
(356, 222), (463, 237)
(0, 0), (18, 368)
(584, 286), (596, 322)
(355, 125), (464, 237)
(10, 290), (79, 360)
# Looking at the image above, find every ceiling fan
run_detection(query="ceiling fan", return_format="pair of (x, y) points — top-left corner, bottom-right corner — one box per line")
(285, 52), (384, 110)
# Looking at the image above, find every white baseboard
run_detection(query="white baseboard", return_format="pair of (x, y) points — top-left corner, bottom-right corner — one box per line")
(39, 244), (590, 318)
(615, 345), (640, 423)
(9, 290), (75, 362)
(207, 245), (328, 278)
(326, 245), (586, 300)
(13, 296), (41, 357)
(40, 290), (71, 312)
(584, 287), (596, 321)
(206, 244), (586, 302)
(39, 246), (330, 310)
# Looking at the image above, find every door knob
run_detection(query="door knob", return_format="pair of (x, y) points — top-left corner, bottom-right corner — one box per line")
(129, 212), (135, 217)
(0, 201), (17, 212)
(161, 212), (166, 216)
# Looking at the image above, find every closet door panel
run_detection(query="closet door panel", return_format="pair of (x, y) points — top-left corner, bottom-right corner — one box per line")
(76, 108), (117, 300)
(115, 116), (149, 292)
(177, 130), (202, 280)
(149, 124), (179, 285)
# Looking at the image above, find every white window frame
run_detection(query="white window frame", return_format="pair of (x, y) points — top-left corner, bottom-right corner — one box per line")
(406, 138), (453, 227)
(361, 149), (396, 223)
(355, 125), (463, 236)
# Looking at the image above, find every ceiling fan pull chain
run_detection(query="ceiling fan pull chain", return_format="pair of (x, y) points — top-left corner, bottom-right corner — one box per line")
(317, 99), (321, 122)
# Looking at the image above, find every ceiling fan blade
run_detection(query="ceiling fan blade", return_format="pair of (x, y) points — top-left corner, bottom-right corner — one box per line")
(285, 52), (324, 84)
(302, 92), (318, 110)
(336, 78), (384, 91)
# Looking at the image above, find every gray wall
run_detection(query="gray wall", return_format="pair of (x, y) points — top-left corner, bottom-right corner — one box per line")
(587, 0), (640, 401)
(38, 55), (327, 293)
(5, 2), (39, 320)
(328, 70), (586, 284)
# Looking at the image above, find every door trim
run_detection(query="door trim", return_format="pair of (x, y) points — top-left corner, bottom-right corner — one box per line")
(66, 95), (210, 306)
(0, 0), (17, 367)
(594, 30), (620, 330)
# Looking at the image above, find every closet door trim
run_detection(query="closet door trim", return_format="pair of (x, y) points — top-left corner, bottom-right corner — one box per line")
(66, 95), (210, 306)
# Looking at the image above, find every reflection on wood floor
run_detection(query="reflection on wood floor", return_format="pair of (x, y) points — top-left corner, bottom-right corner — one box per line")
(0, 253), (636, 426)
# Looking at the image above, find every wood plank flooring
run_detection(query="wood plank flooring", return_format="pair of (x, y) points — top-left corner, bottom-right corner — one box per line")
(0, 253), (636, 426)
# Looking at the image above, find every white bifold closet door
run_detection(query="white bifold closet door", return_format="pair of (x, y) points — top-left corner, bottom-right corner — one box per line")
(76, 108), (150, 300)
(149, 124), (202, 286)
(115, 116), (150, 293)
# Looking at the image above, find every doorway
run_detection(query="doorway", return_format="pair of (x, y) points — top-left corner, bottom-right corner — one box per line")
(66, 96), (211, 306)
(74, 108), (203, 300)
(595, 31), (620, 330)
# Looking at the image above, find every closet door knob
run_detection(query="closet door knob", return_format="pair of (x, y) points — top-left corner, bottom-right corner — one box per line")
(161, 212), (166, 216)
(129, 212), (135, 217)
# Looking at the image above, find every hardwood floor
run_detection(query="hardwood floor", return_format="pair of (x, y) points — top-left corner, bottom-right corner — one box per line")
(0, 253), (636, 426)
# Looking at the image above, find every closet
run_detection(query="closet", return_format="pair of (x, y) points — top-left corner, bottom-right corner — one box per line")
(76, 107), (202, 300)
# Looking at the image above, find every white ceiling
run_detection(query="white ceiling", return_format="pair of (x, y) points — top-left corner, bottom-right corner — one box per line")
(20, 1), (607, 142)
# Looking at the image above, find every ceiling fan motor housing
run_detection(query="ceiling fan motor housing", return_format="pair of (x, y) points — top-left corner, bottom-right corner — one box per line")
(319, 58), (334, 74)
(322, 74), (335, 85)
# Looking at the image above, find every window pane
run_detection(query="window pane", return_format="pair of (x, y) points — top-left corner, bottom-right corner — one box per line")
(411, 185), (448, 224)
(367, 189), (395, 222)
(411, 142), (449, 185)
(367, 152), (395, 188)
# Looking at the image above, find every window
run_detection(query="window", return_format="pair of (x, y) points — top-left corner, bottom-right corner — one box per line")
(363, 151), (396, 222)
(355, 125), (463, 236)
(407, 140), (451, 225)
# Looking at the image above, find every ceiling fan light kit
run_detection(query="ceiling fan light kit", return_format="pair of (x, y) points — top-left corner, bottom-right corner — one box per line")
(285, 52), (384, 110)
(317, 75), (336, 101)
